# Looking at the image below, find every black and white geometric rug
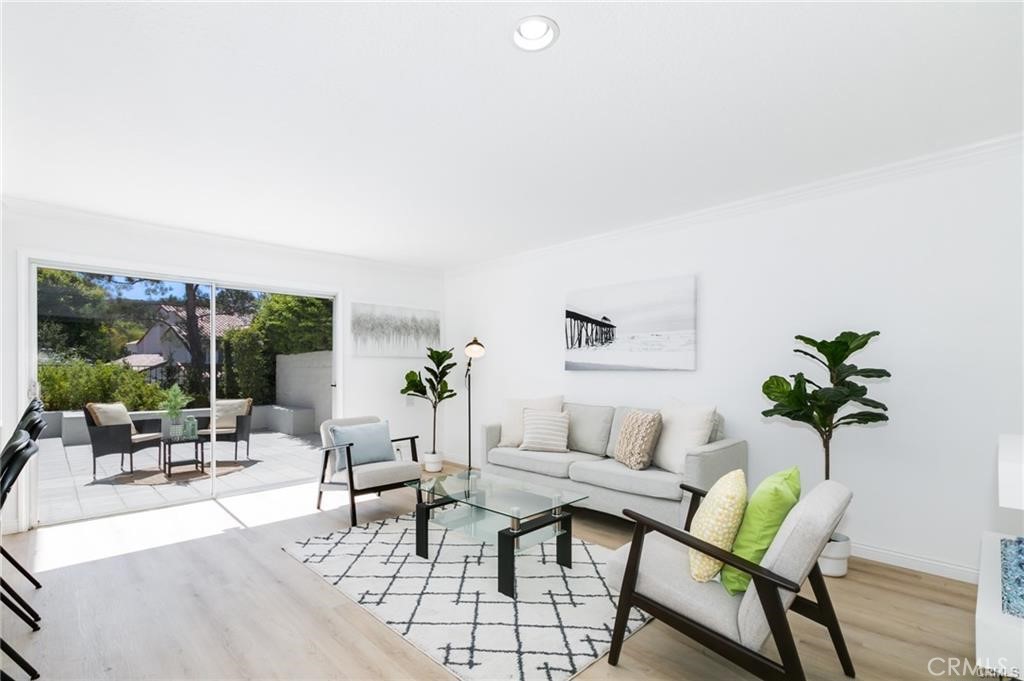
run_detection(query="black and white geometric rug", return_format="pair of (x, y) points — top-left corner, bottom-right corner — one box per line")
(283, 513), (650, 681)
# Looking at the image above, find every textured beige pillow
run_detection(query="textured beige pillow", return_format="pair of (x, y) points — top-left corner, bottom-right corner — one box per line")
(86, 402), (137, 435)
(613, 410), (662, 470)
(497, 395), (564, 447)
(689, 469), (747, 581)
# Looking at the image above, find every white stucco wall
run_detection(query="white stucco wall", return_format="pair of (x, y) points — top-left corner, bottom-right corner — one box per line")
(276, 351), (333, 429)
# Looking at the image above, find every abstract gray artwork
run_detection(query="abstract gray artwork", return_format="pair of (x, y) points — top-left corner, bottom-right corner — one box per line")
(351, 302), (441, 357)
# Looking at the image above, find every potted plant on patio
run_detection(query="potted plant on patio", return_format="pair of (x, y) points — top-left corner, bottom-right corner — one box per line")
(761, 330), (891, 577)
(160, 384), (192, 439)
(401, 347), (457, 473)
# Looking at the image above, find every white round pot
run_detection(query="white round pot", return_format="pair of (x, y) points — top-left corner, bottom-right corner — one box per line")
(422, 452), (443, 473)
(819, 532), (851, 577)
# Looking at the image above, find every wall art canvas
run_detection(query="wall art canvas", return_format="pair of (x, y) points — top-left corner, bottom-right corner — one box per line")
(351, 302), (441, 358)
(564, 276), (696, 371)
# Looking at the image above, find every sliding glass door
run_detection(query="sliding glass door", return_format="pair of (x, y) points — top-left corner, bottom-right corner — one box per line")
(33, 266), (334, 525)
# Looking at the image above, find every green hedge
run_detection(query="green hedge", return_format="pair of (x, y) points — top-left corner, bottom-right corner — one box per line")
(38, 360), (167, 412)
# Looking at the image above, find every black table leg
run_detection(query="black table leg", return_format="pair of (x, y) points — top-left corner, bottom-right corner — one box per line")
(1, 580), (39, 622)
(497, 528), (516, 598)
(415, 502), (429, 559)
(2, 593), (39, 632)
(556, 513), (573, 568)
(1, 548), (40, 589)
(1, 639), (39, 680)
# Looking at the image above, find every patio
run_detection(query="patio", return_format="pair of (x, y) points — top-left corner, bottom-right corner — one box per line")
(36, 429), (323, 525)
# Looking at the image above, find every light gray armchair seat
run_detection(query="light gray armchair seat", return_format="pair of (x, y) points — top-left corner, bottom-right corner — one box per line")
(607, 480), (856, 681)
(317, 416), (422, 525)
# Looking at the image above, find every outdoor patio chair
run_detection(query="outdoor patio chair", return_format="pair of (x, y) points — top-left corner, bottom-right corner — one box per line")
(83, 402), (161, 479)
(0, 430), (41, 681)
(317, 416), (421, 525)
(197, 398), (253, 461)
(607, 480), (855, 681)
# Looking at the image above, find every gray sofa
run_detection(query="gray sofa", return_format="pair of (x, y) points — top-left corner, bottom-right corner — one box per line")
(482, 403), (748, 526)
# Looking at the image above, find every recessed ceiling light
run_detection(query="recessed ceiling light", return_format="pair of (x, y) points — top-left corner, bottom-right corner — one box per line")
(513, 16), (558, 52)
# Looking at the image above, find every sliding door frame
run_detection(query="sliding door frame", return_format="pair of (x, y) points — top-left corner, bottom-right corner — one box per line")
(14, 246), (344, 530)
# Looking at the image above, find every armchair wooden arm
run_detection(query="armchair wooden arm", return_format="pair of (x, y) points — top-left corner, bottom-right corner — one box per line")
(390, 435), (419, 462)
(623, 508), (800, 593)
(680, 482), (708, 530)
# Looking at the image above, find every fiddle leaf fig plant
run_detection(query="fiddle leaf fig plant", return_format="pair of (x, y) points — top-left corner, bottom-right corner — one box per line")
(401, 347), (457, 455)
(762, 331), (891, 480)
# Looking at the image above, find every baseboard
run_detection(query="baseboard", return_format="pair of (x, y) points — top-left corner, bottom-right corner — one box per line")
(852, 541), (979, 584)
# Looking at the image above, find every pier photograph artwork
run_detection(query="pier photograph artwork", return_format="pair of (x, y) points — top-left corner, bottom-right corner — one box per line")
(564, 276), (696, 371)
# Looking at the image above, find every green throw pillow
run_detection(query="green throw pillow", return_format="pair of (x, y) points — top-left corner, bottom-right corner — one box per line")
(720, 466), (801, 596)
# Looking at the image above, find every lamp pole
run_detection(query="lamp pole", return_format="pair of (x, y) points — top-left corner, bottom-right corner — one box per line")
(463, 337), (485, 478)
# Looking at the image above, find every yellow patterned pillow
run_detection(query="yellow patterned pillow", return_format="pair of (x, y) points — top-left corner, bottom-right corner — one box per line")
(689, 469), (747, 582)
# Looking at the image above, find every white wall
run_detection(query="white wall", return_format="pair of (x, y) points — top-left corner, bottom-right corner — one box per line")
(276, 350), (333, 428)
(1, 199), (444, 530)
(442, 140), (1023, 581)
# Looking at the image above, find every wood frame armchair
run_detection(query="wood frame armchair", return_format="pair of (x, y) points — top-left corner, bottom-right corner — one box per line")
(316, 417), (422, 525)
(83, 405), (162, 479)
(609, 481), (855, 681)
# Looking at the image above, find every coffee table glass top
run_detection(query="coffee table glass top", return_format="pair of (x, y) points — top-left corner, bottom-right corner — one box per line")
(406, 474), (588, 520)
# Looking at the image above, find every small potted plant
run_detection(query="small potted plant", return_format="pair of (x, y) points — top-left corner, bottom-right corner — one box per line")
(401, 348), (457, 473)
(160, 384), (192, 439)
(761, 331), (891, 577)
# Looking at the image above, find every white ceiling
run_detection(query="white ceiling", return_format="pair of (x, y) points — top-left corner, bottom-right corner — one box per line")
(3, 2), (1021, 268)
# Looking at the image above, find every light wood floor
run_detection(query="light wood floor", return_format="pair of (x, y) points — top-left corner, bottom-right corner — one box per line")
(1, 475), (979, 680)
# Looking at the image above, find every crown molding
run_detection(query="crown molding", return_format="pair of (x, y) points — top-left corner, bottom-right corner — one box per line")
(1, 196), (444, 278)
(447, 133), (1022, 278)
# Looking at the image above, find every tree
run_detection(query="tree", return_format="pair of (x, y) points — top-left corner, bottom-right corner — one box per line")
(220, 294), (332, 404)
(36, 269), (109, 360)
(181, 283), (209, 405)
(250, 294), (332, 354)
(216, 288), (260, 316)
(761, 331), (891, 480)
(222, 328), (273, 404)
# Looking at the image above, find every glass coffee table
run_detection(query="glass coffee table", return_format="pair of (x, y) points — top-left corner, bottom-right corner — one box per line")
(405, 474), (588, 598)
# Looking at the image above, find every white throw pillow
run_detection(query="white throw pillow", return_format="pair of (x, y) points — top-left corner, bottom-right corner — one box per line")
(498, 395), (564, 447)
(214, 398), (252, 429)
(652, 401), (718, 474)
(519, 409), (570, 453)
(86, 402), (137, 435)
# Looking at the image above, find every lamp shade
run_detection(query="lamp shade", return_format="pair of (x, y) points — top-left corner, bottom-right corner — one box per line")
(465, 337), (486, 359)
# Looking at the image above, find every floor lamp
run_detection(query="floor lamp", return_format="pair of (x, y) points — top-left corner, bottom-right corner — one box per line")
(463, 337), (486, 478)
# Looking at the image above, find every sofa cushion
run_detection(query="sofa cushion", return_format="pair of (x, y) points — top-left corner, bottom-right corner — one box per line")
(520, 408), (570, 452)
(329, 460), (422, 489)
(86, 402), (138, 435)
(215, 398), (252, 429)
(568, 458), (684, 500)
(689, 469), (747, 582)
(737, 481), (852, 649)
(613, 410), (663, 470)
(329, 421), (396, 471)
(605, 406), (659, 457)
(487, 447), (602, 478)
(606, 531), (741, 642)
(653, 402), (718, 474)
(497, 395), (564, 447)
(564, 403), (615, 455)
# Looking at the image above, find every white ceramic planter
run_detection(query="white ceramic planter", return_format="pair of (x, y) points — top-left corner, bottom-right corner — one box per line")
(819, 532), (851, 577)
(422, 452), (443, 473)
